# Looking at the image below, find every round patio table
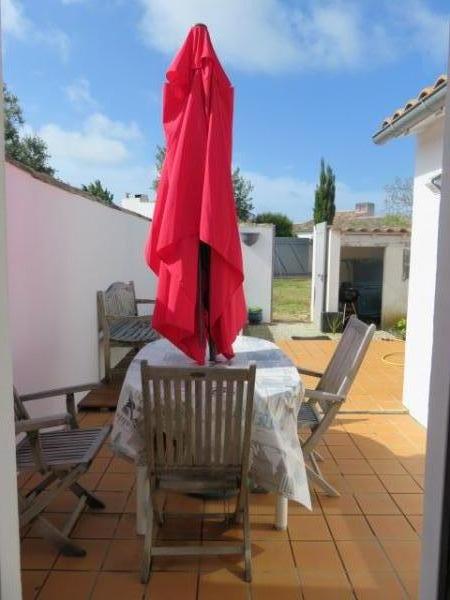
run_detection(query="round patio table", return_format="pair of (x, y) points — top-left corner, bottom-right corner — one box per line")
(110, 335), (311, 532)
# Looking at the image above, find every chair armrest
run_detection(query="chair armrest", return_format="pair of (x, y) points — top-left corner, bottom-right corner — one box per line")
(20, 382), (101, 402)
(297, 367), (323, 378)
(15, 413), (72, 434)
(135, 298), (156, 304)
(304, 389), (345, 403)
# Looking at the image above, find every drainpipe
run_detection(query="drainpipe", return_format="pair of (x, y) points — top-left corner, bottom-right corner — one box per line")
(373, 85), (446, 145)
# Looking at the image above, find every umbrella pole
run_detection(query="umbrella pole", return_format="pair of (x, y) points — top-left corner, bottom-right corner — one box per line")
(199, 242), (217, 363)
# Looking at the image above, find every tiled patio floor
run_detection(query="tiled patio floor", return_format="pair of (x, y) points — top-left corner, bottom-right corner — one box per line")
(20, 407), (425, 599)
(279, 339), (405, 413)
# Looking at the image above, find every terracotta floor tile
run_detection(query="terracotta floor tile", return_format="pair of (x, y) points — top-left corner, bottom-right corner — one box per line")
(103, 538), (143, 571)
(21, 570), (48, 600)
(348, 570), (406, 599)
(324, 433), (353, 446)
(336, 540), (392, 572)
(291, 541), (344, 573)
(202, 518), (244, 542)
(392, 494), (423, 515)
(115, 513), (138, 539)
(125, 488), (137, 513)
(400, 458), (425, 476)
(329, 445), (363, 460)
(251, 569), (301, 600)
(38, 571), (97, 600)
(198, 569), (249, 600)
(157, 516), (202, 541)
(312, 474), (352, 495)
(299, 569), (353, 599)
(354, 442), (395, 460)
(381, 540), (421, 572)
(147, 571), (198, 600)
(367, 460), (407, 475)
(91, 572), (146, 600)
(407, 515), (423, 535)
(97, 472), (135, 492)
(78, 471), (103, 490)
(90, 457), (111, 473)
(165, 492), (204, 513)
(367, 515), (418, 540)
(317, 493), (362, 516)
(288, 516), (332, 541)
(377, 474), (422, 494)
(88, 491), (129, 514)
(54, 539), (110, 570)
(412, 474), (425, 489)
(398, 571), (420, 599)
(107, 457), (135, 474)
(354, 493), (401, 515)
(247, 540), (295, 572)
(335, 459), (374, 475)
(44, 491), (80, 513)
(250, 516), (289, 541)
(344, 475), (385, 494)
(21, 539), (59, 570)
(72, 514), (119, 539)
(249, 492), (277, 515)
(326, 516), (374, 541)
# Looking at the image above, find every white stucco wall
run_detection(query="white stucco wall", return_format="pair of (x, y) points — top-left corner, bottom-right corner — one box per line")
(121, 195), (155, 219)
(381, 245), (409, 328)
(6, 162), (156, 415)
(403, 115), (444, 426)
(325, 228), (341, 312)
(239, 223), (274, 322)
(6, 164), (274, 417)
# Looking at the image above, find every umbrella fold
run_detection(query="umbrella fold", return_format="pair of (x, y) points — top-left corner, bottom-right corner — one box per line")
(145, 24), (247, 364)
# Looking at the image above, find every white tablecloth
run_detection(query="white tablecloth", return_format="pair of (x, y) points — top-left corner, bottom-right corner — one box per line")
(111, 335), (311, 508)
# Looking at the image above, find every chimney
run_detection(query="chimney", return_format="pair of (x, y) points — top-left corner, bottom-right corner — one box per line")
(354, 202), (375, 217)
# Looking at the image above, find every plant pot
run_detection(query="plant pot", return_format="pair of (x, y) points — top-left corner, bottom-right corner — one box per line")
(321, 311), (344, 333)
(248, 309), (263, 324)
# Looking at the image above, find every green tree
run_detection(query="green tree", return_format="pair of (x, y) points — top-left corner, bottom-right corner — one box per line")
(82, 180), (114, 205)
(232, 167), (254, 221)
(255, 212), (294, 237)
(4, 84), (55, 175)
(313, 158), (336, 225)
(152, 146), (254, 221)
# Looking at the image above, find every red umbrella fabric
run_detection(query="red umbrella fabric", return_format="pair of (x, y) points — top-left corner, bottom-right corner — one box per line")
(145, 24), (247, 364)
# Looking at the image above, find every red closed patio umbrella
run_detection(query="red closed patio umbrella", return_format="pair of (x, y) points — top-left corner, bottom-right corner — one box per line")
(145, 23), (247, 364)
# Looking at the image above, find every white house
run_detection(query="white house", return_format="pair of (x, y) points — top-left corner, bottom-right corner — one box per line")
(373, 73), (446, 426)
(121, 192), (156, 219)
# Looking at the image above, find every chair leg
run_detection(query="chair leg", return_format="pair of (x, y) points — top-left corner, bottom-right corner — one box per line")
(104, 339), (111, 382)
(312, 449), (324, 462)
(306, 464), (340, 497)
(70, 482), (105, 509)
(34, 516), (86, 557)
(141, 505), (154, 583)
(242, 487), (252, 583)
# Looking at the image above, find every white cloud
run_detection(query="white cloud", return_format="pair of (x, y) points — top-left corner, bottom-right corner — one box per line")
(65, 78), (98, 109)
(39, 112), (143, 167)
(1, 0), (70, 61)
(2, 0), (29, 38)
(137, 0), (449, 73)
(244, 170), (382, 222)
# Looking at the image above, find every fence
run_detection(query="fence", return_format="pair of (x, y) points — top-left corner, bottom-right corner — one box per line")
(274, 237), (312, 276)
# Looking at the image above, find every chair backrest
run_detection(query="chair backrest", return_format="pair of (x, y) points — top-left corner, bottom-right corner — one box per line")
(317, 316), (376, 399)
(100, 281), (137, 317)
(140, 362), (256, 477)
(13, 387), (47, 471)
(13, 387), (30, 422)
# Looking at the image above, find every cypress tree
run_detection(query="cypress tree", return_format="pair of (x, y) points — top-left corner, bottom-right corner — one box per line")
(313, 158), (336, 225)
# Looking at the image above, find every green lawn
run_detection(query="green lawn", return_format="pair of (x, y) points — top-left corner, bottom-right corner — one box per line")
(272, 276), (311, 322)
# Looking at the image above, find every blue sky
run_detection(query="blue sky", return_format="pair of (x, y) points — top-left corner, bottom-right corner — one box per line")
(2, 0), (449, 221)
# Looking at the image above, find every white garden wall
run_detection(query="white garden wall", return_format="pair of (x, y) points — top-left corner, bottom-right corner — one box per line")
(6, 162), (273, 416)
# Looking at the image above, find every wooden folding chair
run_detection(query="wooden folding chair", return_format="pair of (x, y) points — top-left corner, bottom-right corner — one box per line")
(297, 316), (376, 496)
(139, 362), (256, 583)
(15, 384), (111, 556)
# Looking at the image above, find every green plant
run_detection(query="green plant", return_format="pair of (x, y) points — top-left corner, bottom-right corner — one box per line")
(313, 158), (336, 225)
(82, 180), (114, 205)
(327, 313), (343, 334)
(248, 306), (262, 313)
(393, 317), (407, 340)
